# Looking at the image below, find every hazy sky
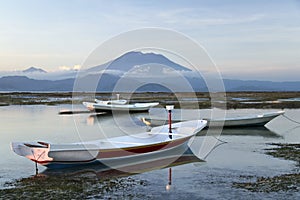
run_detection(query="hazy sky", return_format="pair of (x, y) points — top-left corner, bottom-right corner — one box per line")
(0, 0), (299, 81)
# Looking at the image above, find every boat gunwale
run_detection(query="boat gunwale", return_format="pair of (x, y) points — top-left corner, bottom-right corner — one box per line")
(49, 133), (193, 152)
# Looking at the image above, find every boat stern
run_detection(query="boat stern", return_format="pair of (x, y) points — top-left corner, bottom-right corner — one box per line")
(82, 102), (95, 111)
(11, 141), (53, 164)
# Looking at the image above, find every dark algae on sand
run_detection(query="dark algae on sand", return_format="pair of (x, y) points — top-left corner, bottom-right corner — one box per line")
(0, 174), (149, 199)
(233, 143), (300, 193)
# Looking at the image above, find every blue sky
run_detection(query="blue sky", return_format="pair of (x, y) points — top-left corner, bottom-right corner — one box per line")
(0, 0), (299, 81)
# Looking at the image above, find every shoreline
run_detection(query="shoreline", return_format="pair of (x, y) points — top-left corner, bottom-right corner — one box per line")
(233, 143), (300, 192)
(0, 91), (299, 109)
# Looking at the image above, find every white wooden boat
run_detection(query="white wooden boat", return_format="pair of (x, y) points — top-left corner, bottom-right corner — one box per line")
(83, 99), (159, 112)
(143, 111), (284, 128)
(11, 120), (207, 169)
(207, 111), (284, 127)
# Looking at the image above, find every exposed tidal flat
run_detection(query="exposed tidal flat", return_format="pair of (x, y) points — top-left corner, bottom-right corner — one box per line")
(0, 93), (299, 199)
(233, 143), (300, 193)
(0, 91), (300, 109)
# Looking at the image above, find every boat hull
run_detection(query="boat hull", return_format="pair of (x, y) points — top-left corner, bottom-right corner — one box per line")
(145, 111), (284, 127)
(208, 111), (284, 127)
(44, 140), (191, 169)
(209, 115), (278, 127)
(93, 102), (159, 113)
(83, 101), (159, 113)
(94, 107), (153, 113)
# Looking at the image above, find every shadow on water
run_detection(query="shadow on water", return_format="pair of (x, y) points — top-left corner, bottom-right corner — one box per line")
(87, 111), (155, 129)
(198, 126), (282, 138)
(42, 148), (204, 178)
(0, 149), (204, 199)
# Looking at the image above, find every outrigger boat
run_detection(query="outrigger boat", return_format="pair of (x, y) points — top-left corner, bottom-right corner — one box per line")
(83, 99), (159, 112)
(11, 120), (207, 169)
(142, 110), (285, 128)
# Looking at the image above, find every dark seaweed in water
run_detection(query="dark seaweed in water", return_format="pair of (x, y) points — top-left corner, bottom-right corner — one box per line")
(233, 143), (300, 193)
(265, 143), (300, 167)
(233, 174), (300, 193)
(0, 174), (149, 199)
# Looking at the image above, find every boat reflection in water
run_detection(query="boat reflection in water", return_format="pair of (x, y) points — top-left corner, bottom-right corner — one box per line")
(198, 126), (282, 138)
(166, 167), (172, 191)
(42, 148), (204, 189)
(86, 112), (151, 127)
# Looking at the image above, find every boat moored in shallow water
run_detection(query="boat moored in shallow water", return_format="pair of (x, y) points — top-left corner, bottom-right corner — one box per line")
(83, 99), (159, 113)
(11, 120), (207, 169)
(143, 110), (285, 128)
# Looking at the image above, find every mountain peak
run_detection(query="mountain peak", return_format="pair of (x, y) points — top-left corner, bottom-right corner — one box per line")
(23, 67), (47, 73)
(87, 51), (191, 73)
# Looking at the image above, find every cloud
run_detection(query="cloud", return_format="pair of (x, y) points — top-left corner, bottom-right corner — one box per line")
(158, 9), (265, 26)
(120, 64), (197, 79)
(188, 14), (265, 26)
(73, 65), (81, 70)
(58, 65), (81, 71)
(98, 69), (124, 76)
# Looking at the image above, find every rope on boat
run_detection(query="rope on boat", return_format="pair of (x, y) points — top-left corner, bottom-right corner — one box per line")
(282, 113), (300, 125)
(30, 149), (46, 175)
(214, 136), (228, 144)
(201, 136), (227, 160)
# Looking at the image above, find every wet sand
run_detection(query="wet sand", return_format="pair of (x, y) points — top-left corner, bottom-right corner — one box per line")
(233, 143), (300, 193)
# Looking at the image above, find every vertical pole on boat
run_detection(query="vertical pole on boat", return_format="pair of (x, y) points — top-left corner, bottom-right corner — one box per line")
(35, 161), (38, 175)
(31, 150), (39, 175)
(166, 105), (174, 139)
(168, 110), (172, 133)
(166, 168), (172, 191)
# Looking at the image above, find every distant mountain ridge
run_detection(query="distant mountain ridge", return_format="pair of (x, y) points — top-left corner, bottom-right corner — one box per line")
(22, 67), (47, 73)
(223, 79), (300, 92)
(0, 76), (73, 91)
(0, 75), (299, 92)
(0, 51), (299, 92)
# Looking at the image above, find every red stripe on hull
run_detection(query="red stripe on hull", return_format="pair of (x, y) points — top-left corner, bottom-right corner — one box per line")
(33, 136), (193, 166)
(97, 136), (191, 159)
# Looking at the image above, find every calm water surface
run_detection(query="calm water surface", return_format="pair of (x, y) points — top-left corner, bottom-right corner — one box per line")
(0, 105), (299, 199)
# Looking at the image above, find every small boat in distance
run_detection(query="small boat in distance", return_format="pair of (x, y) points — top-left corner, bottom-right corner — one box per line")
(207, 111), (285, 127)
(142, 110), (285, 128)
(11, 120), (207, 169)
(83, 99), (159, 113)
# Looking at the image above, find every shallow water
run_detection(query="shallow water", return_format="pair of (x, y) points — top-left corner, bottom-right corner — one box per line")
(0, 105), (299, 199)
